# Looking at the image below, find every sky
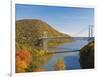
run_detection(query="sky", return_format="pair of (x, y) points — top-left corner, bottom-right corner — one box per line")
(16, 4), (94, 37)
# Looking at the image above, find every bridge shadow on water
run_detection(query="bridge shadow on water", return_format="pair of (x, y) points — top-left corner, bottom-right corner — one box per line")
(47, 50), (80, 54)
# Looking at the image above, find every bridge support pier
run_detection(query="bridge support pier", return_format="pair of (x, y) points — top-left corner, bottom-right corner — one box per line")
(42, 32), (48, 51)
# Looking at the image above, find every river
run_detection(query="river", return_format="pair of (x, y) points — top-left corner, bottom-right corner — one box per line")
(43, 39), (89, 71)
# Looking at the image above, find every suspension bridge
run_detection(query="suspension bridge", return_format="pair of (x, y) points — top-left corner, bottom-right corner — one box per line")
(39, 25), (94, 52)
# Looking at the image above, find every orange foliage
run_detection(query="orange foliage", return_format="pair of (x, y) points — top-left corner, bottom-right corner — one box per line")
(16, 49), (31, 64)
(16, 49), (31, 72)
(32, 68), (46, 72)
(54, 59), (65, 70)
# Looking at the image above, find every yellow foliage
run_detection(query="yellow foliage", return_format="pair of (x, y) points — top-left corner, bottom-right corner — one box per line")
(16, 56), (28, 72)
(54, 59), (66, 70)
(32, 68), (46, 72)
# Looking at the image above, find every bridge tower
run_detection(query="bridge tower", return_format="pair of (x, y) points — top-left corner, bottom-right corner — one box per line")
(42, 31), (48, 51)
(89, 25), (94, 41)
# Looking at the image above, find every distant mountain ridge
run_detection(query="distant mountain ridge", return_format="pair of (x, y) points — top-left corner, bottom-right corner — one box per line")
(16, 19), (72, 48)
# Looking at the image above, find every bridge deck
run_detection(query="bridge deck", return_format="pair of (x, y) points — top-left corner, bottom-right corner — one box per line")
(40, 37), (94, 40)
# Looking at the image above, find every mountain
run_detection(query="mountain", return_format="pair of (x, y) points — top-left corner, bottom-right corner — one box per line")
(16, 19), (72, 48)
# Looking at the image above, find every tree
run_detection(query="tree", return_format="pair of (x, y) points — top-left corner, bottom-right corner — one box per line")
(16, 48), (32, 73)
(54, 59), (66, 70)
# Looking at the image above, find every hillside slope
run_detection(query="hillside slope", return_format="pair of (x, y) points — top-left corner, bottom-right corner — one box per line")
(16, 19), (72, 48)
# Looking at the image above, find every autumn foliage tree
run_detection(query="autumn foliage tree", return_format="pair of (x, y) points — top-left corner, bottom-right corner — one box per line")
(54, 59), (66, 70)
(32, 68), (46, 72)
(16, 49), (32, 73)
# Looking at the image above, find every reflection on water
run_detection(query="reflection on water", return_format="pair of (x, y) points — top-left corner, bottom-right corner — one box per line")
(27, 52), (52, 72)
(30, 39), (88, 71)
(43, 40), (88, 70)
(64, 56), (81, 70)
(43, 52), (80, 71)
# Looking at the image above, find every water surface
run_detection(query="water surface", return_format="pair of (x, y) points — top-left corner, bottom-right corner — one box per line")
(43, 39), (88, 70)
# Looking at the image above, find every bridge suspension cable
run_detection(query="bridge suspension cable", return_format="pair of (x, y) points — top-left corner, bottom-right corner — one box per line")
(41, 25), (94, 51)
(71, 25), (94, 37)
(71, 26), (88, 37)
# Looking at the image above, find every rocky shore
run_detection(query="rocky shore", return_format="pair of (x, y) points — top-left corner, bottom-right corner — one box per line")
(79, 41), (94, 69)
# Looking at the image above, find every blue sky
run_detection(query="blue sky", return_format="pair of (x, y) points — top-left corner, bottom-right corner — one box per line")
(16, 4), (94, 37)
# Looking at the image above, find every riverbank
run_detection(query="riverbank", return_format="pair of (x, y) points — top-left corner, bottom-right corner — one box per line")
(79, 41), (94, 69)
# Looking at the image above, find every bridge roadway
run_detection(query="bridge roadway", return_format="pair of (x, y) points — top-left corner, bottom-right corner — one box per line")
(40, 37), (92, 40)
